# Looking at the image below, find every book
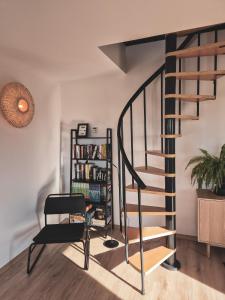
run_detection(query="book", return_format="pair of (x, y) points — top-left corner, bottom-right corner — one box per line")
(89, 184), (101, 202)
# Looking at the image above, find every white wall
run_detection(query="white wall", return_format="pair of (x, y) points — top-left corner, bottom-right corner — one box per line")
(0, 55), (61, 267)
(61, 32), (225, 237)
(60, 40), (166, 229)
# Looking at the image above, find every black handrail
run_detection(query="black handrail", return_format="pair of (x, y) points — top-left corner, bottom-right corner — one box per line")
(117, 33), (195, 189)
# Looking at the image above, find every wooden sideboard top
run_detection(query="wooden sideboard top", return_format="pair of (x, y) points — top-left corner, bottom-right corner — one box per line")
(197, 189), (225, 201)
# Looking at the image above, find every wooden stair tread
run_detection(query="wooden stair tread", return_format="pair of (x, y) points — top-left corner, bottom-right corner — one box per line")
(135, 166), (175, 177)
(166, 41), (225, 58)
(127, 226), (175, 243)
(163, 114), (199, 120)
(165, 94), (216, 102)
(125, 204), (176, 216)
(165, 70), (225, 81)
(160, 134), (182, 138)
(126, 184), (175, 197)
(129, 246), (176, 275)
(146, 150), (176, 158)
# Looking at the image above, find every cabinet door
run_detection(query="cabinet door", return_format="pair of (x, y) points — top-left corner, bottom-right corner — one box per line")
(198, 199), (210, 243)
(209, 201), (225, 246)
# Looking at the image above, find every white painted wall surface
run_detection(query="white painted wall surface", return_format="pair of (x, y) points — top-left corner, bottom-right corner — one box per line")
(0, 55), (61, 268)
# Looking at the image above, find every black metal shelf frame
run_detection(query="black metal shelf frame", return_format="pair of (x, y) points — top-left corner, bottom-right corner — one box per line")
(70, 128), (114, 235)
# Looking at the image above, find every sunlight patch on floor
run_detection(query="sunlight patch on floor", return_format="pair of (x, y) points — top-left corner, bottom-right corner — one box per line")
(62, 236), (225, 300)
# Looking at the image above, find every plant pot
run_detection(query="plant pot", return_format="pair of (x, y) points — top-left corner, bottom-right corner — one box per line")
(214, 183), (225, 196)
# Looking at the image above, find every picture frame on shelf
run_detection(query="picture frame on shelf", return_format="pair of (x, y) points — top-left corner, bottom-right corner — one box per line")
(77, 123), (89, 138)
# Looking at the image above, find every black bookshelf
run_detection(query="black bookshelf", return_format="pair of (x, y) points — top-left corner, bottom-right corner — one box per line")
(70, 128), (114, 236)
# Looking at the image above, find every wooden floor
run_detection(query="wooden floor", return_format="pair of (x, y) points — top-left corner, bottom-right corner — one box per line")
(0, 229), (224, 300)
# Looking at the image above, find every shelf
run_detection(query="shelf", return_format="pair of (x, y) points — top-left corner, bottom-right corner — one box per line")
(166, 41), (225, 58)
(70, 128), (113, 232)
(165, 70), (225, 81)
(72, 158), (109, 161)
(72, 179), (108, 185)
(86, 199), (111, 207)
(72, 136), (109, 140)
(129, 246), (176, 275)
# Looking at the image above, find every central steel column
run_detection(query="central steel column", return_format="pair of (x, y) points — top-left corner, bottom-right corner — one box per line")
(162, 33), (181, 270)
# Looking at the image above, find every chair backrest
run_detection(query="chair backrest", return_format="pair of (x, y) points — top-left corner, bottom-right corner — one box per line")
(44, 193), (86, 215)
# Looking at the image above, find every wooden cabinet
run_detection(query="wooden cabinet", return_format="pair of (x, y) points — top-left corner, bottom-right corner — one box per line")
(197, 189), (225, 257)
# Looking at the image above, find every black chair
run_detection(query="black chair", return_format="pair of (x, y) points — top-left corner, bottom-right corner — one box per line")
(27, 193), (90, 274)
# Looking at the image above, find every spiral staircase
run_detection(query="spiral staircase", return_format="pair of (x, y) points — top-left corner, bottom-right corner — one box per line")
(117, 25), (225, 294)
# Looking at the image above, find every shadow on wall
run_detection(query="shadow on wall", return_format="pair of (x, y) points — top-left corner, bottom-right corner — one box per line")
(60, 120), (81, 193)
(9, 170), (57, 261)
(9, 223), (39, 262)
(36, 170), (57, 229)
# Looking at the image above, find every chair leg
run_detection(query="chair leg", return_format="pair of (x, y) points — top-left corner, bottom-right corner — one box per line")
(27, 243), (46, 275)
(83, 240), (90, 270)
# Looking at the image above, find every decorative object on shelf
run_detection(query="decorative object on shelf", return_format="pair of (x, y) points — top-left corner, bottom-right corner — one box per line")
(0, 82), (34, 128)
(77, 123), (89, 137)
(70, 128), (114, 237)
(186, 145), (225, 195)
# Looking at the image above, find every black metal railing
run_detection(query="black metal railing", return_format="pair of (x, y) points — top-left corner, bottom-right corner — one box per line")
(117, 33), (195, 197)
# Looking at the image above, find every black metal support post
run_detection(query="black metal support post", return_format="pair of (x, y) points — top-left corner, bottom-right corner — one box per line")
(121, 122), (129, 263)
(178, 58), (182, 134)
(162, 33), (180, 271)
(161, 72), (164, 153)
(197, 33), (201, 117)
(214, 30), (218, 97)
(130, 105), (134, 187)
(70, 130), (73, 194)
(118, 143), (123, 232)
(143, 89), (147, 168)
(137, 186), (145, 295)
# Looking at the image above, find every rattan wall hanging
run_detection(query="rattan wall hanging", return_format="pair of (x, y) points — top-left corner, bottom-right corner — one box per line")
(0, 82), (34, 128)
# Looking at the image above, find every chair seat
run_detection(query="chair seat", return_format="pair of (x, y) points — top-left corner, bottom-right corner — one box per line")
(33, 223), (85, 244)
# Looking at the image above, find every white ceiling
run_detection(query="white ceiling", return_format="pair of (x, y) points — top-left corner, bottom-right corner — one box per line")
(0, 0), (224, 82)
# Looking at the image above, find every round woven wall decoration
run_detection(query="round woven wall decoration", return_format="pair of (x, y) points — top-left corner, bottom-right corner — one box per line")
(0, 82), (34, 128)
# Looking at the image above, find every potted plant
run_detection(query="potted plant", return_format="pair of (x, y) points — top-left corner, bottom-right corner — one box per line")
(186, 144), (225, 196)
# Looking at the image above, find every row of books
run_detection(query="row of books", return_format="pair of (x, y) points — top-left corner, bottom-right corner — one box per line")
(73, 144), (108, 160)
(71, 182), (110, 202)
(73, 163), (108, 182)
